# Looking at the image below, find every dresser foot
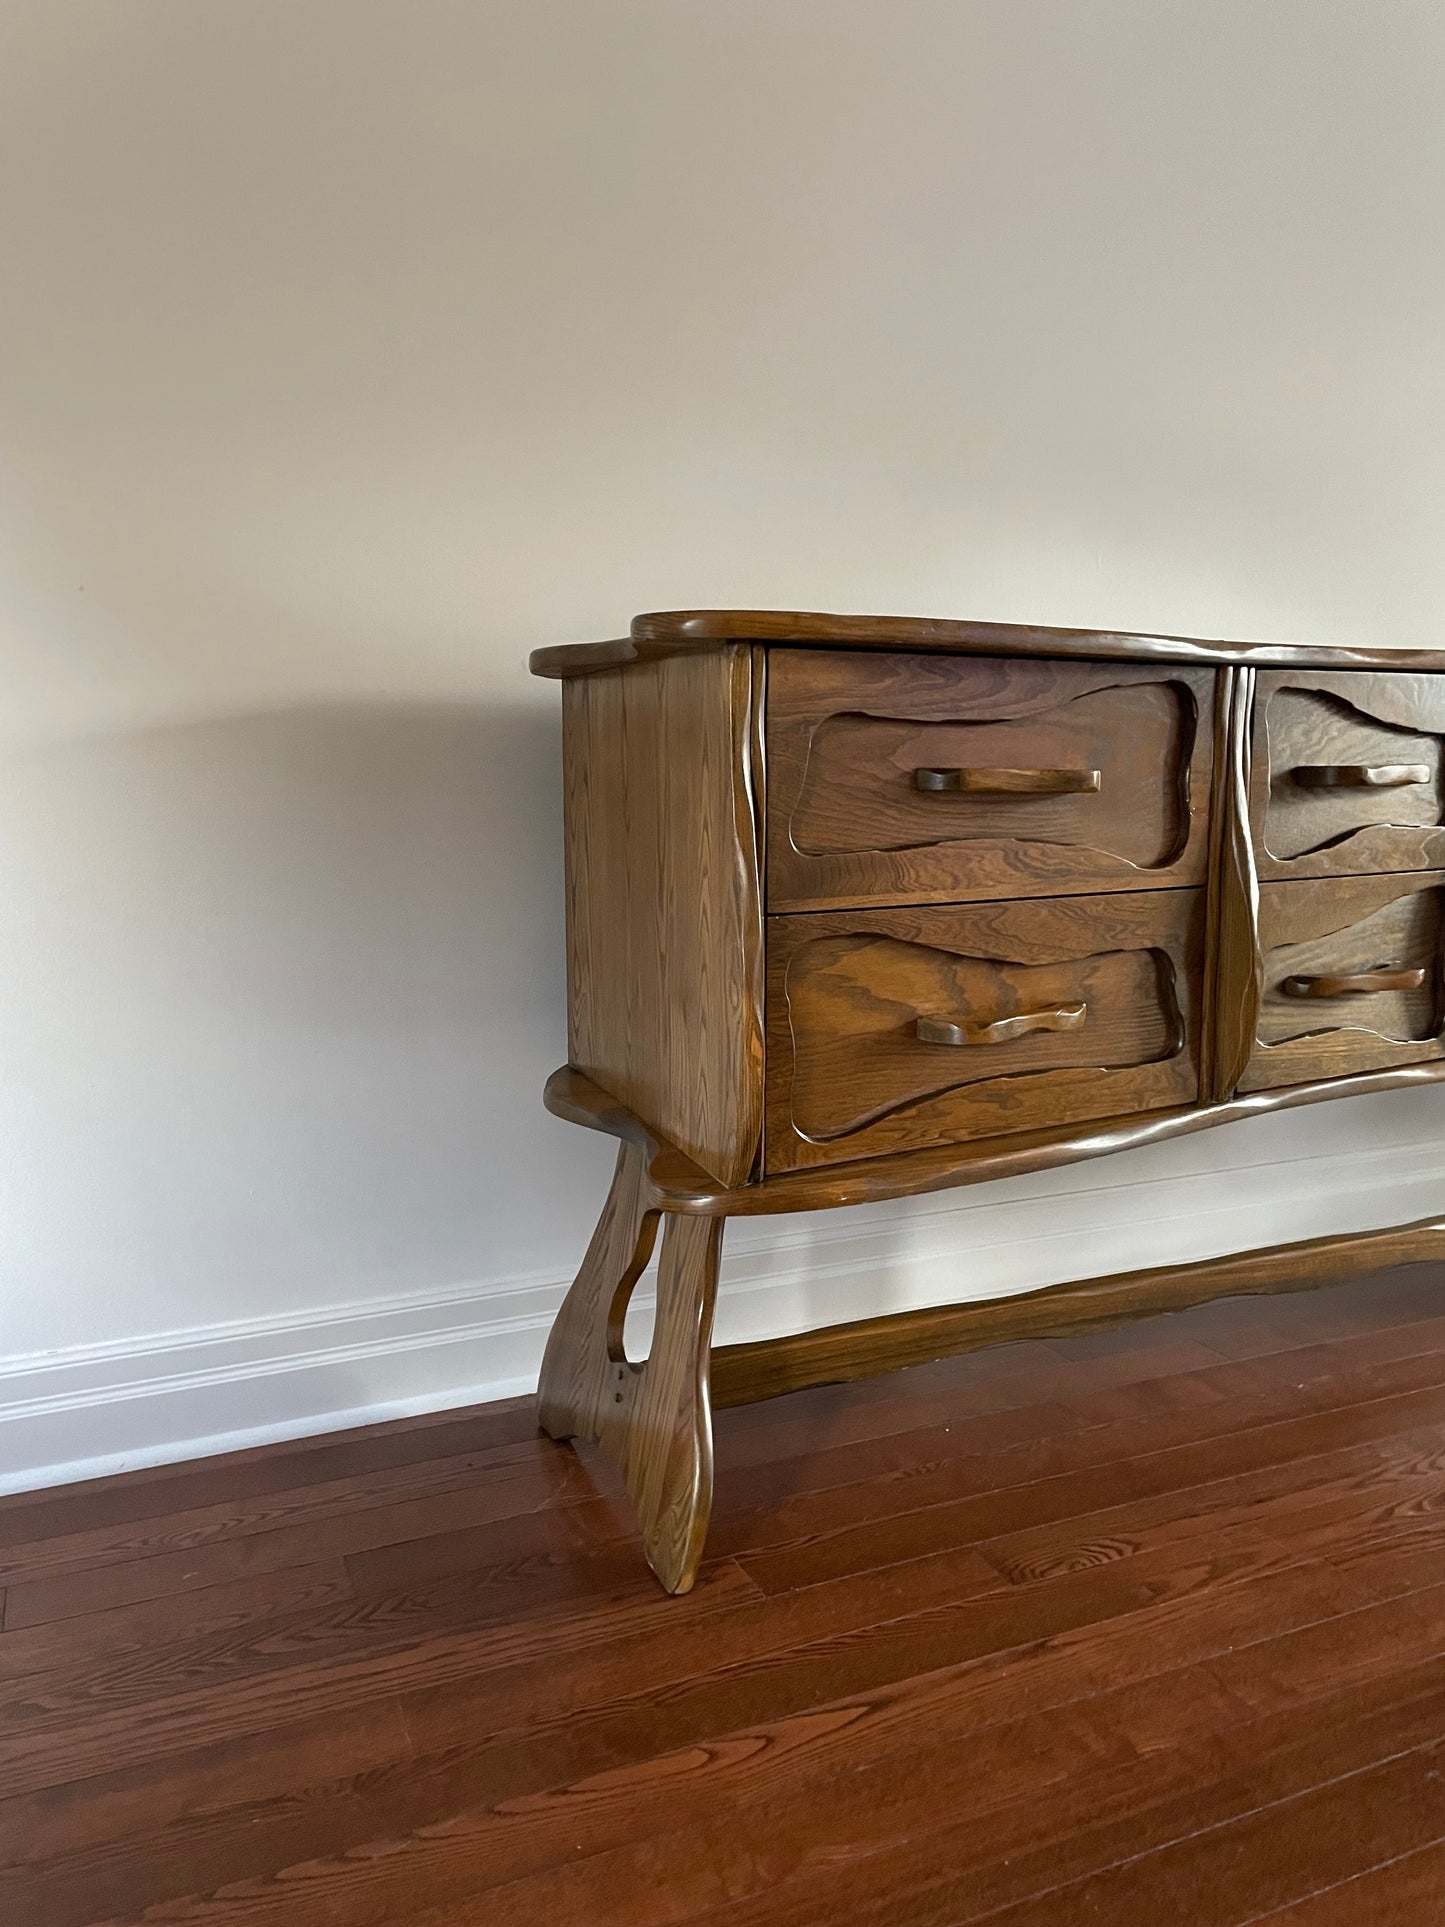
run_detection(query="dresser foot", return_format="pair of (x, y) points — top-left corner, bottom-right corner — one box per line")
(539, 1148), (725, 1594)
(619, 1211), (725, 1593)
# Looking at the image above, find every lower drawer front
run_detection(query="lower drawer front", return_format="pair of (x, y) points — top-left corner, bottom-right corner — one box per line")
(765, 890), (1203, 1173)
(1239, 875), (1445, 1093)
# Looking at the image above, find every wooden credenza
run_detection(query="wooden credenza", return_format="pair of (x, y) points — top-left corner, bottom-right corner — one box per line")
(531, 610), (1445, 1592)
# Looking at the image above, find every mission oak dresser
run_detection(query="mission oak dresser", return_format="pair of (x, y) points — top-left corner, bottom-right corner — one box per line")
(531, 610), (1445, 1593)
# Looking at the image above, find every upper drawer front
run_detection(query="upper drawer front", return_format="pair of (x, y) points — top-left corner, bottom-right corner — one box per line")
(1238, 874), (1445, 1093)
(1250, 671), (1445, 881)
(765, 889), (1202, 1173)
(766, 651), (1215, 910)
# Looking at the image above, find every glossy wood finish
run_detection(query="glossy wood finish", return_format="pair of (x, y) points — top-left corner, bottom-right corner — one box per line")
(1203, 666), (1261, 1101)
(9, 1268), (1445, 1925)
(913, 763), (1102, 795)
(531, 608), (1445, 676)
(1282, 965), (1427, 997)
(562, 646), (763, 1188)
(537, 615), (1445, 1592)
(544, 1059), (1445, 1217)
(765, 890), (1201, 1171)
(712, 1210), (1445, 1404)
(1243, 875), (1445, 1093)
(766, 650), (1213, 910)
(914, 1001), (1087, 1046)
(615, 1211), (723, 1595)
(539, 1144), (722, 1593)
(537, 1143), (658, 1443)
(1251, 670), (1445, 879)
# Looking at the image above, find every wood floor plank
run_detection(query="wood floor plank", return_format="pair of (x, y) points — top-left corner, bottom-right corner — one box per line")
(0, 1555), (764, 1800)
(0, 1559), (354, 1679)
(0, 1695), (416, 1921)
(975, 1427), (1445, 1585)
(0, 1462), (601, 1630)
(738, 1317), (1445, 1496)
(344, 1334), (1445, 1601)
(0, 1545), (1016, 1924)
(1253, 1838), (1445, 1922)
(1171, 1265), (1445, 1352)
(31, 1573), (1445, 1927)
(710, 1336), (1235, 1468)
(711, 1305), (1445, 1488)
(948, 1735), (1445, 1926)
(391, 1544), (1407, 1848)
(736, 1380), (1445, 1595)
(393, 1665), (1445, 1927)
(93, 1584), (1445, 1927)
(718, 1419), (1434, 1594)
(0, 1397), (540, 1549)
(7, 1265), (1445, 1927)
(657, 1662), (1445, 1927)
(0, 1435), (583, 1588)
(47, 1318), (1400, 1633)
(22, 1526), (1425, 1921)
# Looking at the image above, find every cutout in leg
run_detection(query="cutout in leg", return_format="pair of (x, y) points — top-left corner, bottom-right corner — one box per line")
(537, 1151), (724, 1594)
(617, 1212), (724, 1594)
(537, 1143), (658, 1444)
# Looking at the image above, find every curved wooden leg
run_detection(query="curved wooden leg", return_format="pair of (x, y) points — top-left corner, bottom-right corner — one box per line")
(538, 1143), (659, 1444)
(537, 1147), (725, 1595)
(619, 1211), (724, 1594)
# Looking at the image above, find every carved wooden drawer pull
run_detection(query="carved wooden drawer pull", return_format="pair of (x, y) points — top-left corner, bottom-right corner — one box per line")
(913, 766), (1102, 796)
(1292, 764), (1431, 789)
(1281, 968), (1428, 998)
(914, 1001), (1088, 1047)
(535, 608), (1445, 1599)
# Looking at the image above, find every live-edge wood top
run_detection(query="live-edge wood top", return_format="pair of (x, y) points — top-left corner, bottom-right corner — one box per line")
(530, 610), (1445, 678)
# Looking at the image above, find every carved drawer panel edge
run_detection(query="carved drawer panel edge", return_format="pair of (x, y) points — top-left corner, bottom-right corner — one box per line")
(766, 650), (1217, 911)
(1250, 669), (1445, 882)
(764, 890), (1204, 1173)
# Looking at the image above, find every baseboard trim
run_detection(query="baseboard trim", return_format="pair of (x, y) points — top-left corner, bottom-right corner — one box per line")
(3, 1126), (1442, 1494)
(712, 1211), (1445, 1405)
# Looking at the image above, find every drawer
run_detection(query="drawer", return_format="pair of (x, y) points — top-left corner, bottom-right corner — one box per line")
(766, 651), (1216, 911)
(1250, 670), (1445, 880)
(1238, 876), (1445, 1093)
(765, 890), (1202, 1172)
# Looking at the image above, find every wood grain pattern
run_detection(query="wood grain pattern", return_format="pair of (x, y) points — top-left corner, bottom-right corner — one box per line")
(1241, 875), (1445, 1093)
(617, 1211), (724, 1595)
(765, 891), (1201, 1170)
(1282, 965), (1427, 997)
(538, 1145), (722, 1594)
(543, 1059), (1445, 1217)
(710, 1212), (1445, 1405)
(1205, 666), (1261, 1101)
(1259, 1840), (1445, 1923)
(537, 1143), (659, 1445)
(536, 620), (1445, 1597)
(1251, 670), (1445, 879)
(562, 645), (763, 1187)
(531, 609), (1445, 676)
(766, 650), (1213, 910)
(914, 1001), (1086, 1047)
(11, 1270), (1445, 1926)
(912, 764), (1102, 795)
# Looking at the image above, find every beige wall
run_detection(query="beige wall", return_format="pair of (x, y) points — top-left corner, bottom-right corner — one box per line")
(4, 2), (1445, 1482)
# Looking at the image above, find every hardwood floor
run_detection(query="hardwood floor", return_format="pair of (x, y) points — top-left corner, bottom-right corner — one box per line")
(5, 1265), (1445, 1924)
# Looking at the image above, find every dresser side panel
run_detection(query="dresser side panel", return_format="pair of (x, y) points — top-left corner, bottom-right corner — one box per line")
(563, 649), (763, 1188)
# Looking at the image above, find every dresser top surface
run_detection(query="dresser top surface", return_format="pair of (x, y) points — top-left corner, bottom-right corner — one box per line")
(530, 609), (1445, 679)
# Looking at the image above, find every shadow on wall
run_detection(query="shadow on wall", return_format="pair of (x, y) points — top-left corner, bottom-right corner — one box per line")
(10, 689), (1445, 1440)
(0, 697), (617, 1359)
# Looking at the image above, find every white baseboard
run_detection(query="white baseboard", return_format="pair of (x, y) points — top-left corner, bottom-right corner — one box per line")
(3, 1131), (1442, 1496)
